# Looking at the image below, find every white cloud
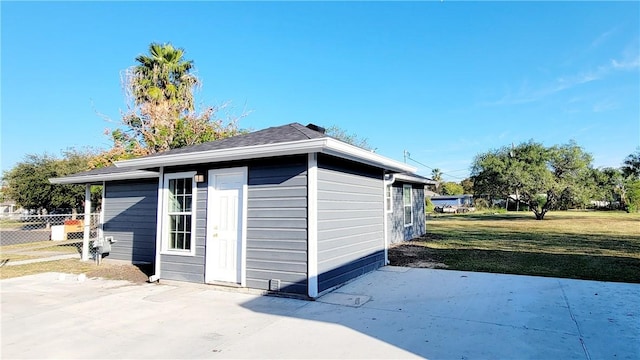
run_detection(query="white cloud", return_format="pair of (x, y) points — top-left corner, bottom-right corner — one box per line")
(589, 27), (618, 50)
(484, 52), (639, 106)
(611, 56), (640, 70)
(593, 98), (619, 113)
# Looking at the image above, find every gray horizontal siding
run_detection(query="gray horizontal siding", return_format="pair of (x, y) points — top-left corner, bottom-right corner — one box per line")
(246, 157), (308, 295)
(317, 156), (384, 293)
(248, 198), (308, 208)
(247, 228), (307, 240)
(388, 183), (426, 244)
(103, 180), (158, 264)
(156, 156), (308, 292)
(160, 180), (207, 283)
(161, 254), (204, 283)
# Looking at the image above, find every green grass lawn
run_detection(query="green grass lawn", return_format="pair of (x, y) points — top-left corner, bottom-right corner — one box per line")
(0, 219), (25, 229)
(389, 211), (640, 283)
(0, 259), (100, 279)
(1, 240), (82, 264)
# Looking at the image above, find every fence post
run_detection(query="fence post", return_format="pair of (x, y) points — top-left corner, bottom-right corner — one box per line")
(82, 184), (91, 261)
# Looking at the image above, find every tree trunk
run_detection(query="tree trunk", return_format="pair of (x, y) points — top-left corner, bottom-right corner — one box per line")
(530, 202), (548, 220)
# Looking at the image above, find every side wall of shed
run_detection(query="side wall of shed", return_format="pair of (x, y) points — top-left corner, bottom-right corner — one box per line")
(316, 154), (385, 293)
(103, 179), (158, 264)
(388, 183), (426, 244)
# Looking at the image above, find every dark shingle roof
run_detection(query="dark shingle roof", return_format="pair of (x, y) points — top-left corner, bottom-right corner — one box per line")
(143, 122), (327, 158)
(51, 122), (418, 183)
(50, 123), (327, 184)
(62, 165), (130, 177)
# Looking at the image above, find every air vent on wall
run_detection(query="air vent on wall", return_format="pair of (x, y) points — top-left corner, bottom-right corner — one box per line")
(269, 279), (281, 291)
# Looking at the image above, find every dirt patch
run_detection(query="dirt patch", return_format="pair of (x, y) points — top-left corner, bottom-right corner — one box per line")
(86, 263), (154, 283)
(411, 260), (449, 269)
(418, 233), (445, 241)
(388, 244), (448, 269)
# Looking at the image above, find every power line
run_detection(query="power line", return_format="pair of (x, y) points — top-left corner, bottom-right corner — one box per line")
(404, 151), (467, 180)
(442, 168), (470, 173)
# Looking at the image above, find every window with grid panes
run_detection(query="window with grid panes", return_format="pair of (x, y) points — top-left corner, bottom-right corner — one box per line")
(403, 184), (413, 226)
(167, 177), (193, 251)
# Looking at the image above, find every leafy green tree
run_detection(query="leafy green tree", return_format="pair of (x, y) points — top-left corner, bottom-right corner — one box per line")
(325, 125), (373, 150)
(470, 149), (511, 205)
(471, 140), (594, 220)
(622, 148), (640, 179)
(625, 179), (640, 212)
(425, 197), (435, 213)
(460, 178), (474, 194)
(553, 141), (596, 210)
(440, 182), (464, 195)
(97, 43), (245, 166)
(2, 150), (99, 212)
(590, 167), (625, 209)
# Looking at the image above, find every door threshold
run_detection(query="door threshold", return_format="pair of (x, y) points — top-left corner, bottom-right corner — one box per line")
(207, 280), (242, 288)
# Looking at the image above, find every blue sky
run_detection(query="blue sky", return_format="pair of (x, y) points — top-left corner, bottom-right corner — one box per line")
(2, 1), (639, 181)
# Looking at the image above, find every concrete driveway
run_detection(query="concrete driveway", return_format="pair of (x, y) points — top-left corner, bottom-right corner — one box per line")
(2, 267), (638, 359)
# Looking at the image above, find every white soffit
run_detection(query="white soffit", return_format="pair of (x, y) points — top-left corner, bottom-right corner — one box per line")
(49, 170), (159, 184)
(393, 173), (437, 185)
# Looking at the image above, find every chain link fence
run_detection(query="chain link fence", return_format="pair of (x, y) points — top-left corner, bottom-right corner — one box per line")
(0, 213), (101, 266)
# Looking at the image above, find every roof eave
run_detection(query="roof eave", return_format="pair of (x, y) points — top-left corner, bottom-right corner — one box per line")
(393, 173), (437, 185)
(322, 138), (416, 173)
(115, 139), (327, 169)
(115, 138), (417, 173)
(49, 170), (159, 185)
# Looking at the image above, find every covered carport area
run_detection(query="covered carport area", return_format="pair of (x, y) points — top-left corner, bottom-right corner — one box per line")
(48, 167), (159, 261)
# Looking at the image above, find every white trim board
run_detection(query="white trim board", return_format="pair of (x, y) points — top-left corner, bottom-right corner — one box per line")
(307, 153), (319, 298)
(154, 167), (165, 280)
(115, 138), (416, 174)
(160, 171), (198, 257)
(49, 170), (159, 184)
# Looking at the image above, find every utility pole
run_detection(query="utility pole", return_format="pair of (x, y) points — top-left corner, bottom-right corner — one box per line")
(403, 150), (410, 163)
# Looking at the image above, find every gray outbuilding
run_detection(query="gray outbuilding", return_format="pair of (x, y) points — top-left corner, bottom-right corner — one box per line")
(51, 123), (435, 298)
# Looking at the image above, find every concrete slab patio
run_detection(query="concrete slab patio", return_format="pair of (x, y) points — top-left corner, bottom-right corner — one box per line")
(1, 267), (638, 359)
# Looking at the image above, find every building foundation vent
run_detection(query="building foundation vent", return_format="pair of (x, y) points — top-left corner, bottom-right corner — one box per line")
(269, 279), (281, 292)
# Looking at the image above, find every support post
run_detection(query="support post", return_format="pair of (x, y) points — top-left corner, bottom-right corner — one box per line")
(307, 153), (318, 298)
(82, 184), (91, 261)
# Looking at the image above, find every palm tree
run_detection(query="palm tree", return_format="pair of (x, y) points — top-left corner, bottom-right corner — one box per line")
(132, 43), (199, 112)
(431, 168), (443, 194)
(107, 42), (244, 158)
(431, 168), (443, 182)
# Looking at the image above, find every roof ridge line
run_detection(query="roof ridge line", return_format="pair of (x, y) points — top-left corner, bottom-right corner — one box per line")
(290, 123), (314, 139)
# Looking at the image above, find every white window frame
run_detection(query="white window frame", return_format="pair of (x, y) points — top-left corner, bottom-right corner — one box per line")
(403, 184), (413, 227)
(161, 171), (197, 256)
(385, 184), (393, 213)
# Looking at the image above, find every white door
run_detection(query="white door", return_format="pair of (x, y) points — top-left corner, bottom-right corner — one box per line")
(205, 168), (247, 284)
